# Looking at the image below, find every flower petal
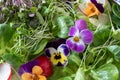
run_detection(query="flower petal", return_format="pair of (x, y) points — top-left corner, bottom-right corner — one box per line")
(38, 75), (47, 80)
(68, 27), (79, 36)
(50, 52), (68, 66)
(45, 38), (66, 49)
(45, 48), (57, 57)
(80, 29), (93, 44)
(91, 0), (104, 13)
(75, 19), (87, 31)
(66, 37), (85, 53)
(57, 44), (70, 57)
(32, 66), (43, 75)
(21, 73), (32, 80)
(18, 60), (39, 76)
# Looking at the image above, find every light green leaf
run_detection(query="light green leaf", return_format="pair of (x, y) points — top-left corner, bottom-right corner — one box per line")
(74, 68), (85, 80)
(30, 7), (38, 13)
(58, 77), (72, 80)
(113, 29), (120, 40)
(90, 64), (119, 80)
(33, 39), (48, 55)
(107, 45), (120, 62)
(56, 16), (74, 38)
(36, 12), (44, 24)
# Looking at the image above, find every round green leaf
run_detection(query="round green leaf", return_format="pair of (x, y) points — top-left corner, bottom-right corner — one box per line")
(91, 64), (119, 80)
(56, 16), (74, 38)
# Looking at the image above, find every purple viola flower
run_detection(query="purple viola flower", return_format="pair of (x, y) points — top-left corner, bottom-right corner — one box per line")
(45, 44), (70, 66)
(18, 60), (39, 76)
(91, 0), (104, 13)
(66, 19), (93, 53)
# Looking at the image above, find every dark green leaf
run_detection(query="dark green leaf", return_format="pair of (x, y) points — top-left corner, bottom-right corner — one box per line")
(93, 26), (110, 46)
(3, 53), (24, 69)
(0, 23), (15, 43)
(112, 4), (120, 19)
(111, 14), (120, 26)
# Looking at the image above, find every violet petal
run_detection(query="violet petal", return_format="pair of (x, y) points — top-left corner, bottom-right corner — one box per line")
(66, 37), (85, 53)
(68, 27), (79, 37)
(75, 19), (88, 32)
(57, 44), (70, 57)
(91, 0), (104, 13)
(45, 47), (57, 57)
(80, 29), (93, 44)
(46, 38), (66, 49)
(18, 60), (39, 76)
(29, 13), (35, 17)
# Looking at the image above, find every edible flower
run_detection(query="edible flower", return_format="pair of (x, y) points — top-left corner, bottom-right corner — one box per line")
(21, 66), (46, 80)
(84, 0), (104, 17)
(66, 19), (93, 53)
(18, 55), (53, 79)
(45, 44), (70, 66)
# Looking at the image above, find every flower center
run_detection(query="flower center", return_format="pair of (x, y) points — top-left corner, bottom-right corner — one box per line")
(32, 74), (39, 80)
(91, 8), (95, 13)
(73, 36), (80, 42)
(54, 53), (61, 60)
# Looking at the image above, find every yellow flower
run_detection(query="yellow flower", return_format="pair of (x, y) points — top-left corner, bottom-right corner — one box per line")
(50, 52), (68, 66)
(45, 44), (70, 66)
(84, 3), (100, 17)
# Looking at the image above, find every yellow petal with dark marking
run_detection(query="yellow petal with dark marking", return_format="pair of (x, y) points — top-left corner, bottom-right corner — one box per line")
(84, 3), (100, 17)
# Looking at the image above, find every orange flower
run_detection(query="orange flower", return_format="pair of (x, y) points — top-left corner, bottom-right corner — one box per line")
(84, 3), (100, 17)
(21, 66), (47, 80)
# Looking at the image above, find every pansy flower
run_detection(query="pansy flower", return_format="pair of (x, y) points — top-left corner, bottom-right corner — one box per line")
(66, 19), (93, 53)
(21, 66), (46, 80)
(45, 44), (70, 66)
(18, 55), (53, 79)
(80, 0), (104, 17)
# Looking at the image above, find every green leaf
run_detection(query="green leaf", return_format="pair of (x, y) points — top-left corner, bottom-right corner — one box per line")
(107, 45), (120, 62)
(74, 68), (85, 80)
(36, 12), (44, 24)
(33, 39), (48, 55)
(68, 53), (81, 66)
(18, 12), (25, 19)
(93, 26), (110, 46)
(56, 16), (74, 38)
(90, 64), (119, 80)
(112, 4), (120, 19)
(111, 13), (120, 26)
(3, 53), (24, 69)
(0, 23), (15, 43)
(30, 7), (38, 13)
(112, 29), (120, 40)
(58, 77), (72, 80)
